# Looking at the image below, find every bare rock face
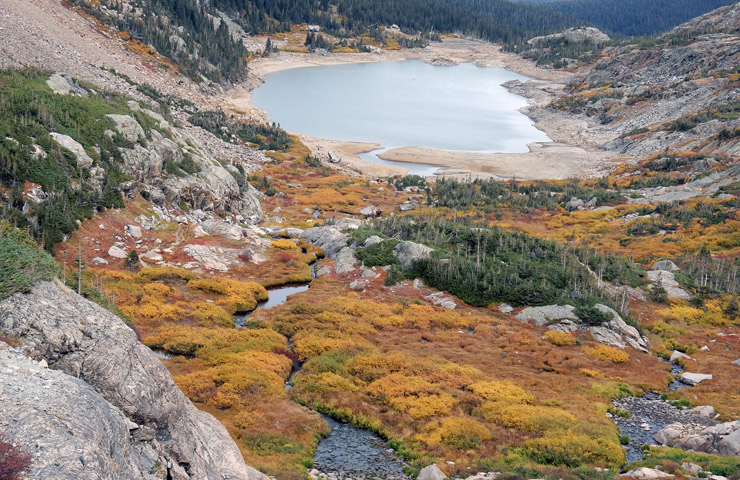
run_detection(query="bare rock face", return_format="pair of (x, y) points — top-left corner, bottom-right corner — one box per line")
(49, 132), (94, 168)
(654, 420), (740, 456)
(299, 226), (349, 259)
(528, 27), (610, 46)
(588, 304), (650, 352)
(0, 281), (268, 480)
(393, 241), (434, 269)
(516, 305), (578, 326)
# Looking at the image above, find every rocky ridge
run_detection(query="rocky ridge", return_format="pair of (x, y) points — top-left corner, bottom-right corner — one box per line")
(0, 280), (268, 480)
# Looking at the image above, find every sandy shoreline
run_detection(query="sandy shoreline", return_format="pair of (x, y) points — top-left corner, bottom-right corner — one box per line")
(222, 38), (616, 180)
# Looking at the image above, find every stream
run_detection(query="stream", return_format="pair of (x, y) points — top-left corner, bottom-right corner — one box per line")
(611, 359), (715, 462)
(233, 262), (408, 476)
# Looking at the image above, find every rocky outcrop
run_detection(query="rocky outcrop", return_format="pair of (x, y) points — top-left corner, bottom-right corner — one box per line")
(393, 241), (433, 269)
(299, 226), (349, 259)
(589, 304), (650, 352)
(0, 280), (267, 480)
(621, 467), (674, 479)
(334, 247), (359, 274)
(647, 270), (691, 300)
(528, 27), (610, 46)
(417, 465), (447, 480)
(652, 260), (679, 272)
(47, 73), (88, 96)
(679, 372), (713, 386)
(516, 305), (578, 326)
(655, 420), (740, 456)
(49, 132), (94, 168)
(518, 304), (649, 351)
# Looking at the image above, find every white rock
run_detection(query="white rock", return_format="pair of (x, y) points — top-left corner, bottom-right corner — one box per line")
(669, 350), (693, 362)
(125, 225), (142, 239)
(91, 257), (109, 266)
(621, 467), (674, 479)
(107, 246), (128, 259)
(700, 345), (710, 351)
(417, 464), (447, 480)
(689, 405), (716, 417)
(498, 303), (514, 314)
(193, 225), (209, 238)
(679, 372), (713, 386)
(140, 251), (164, 262)
(49, 133), (94, 168)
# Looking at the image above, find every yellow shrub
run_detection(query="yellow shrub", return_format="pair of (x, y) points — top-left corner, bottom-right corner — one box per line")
(292, 333), (353, 361)
(100, 270), (137, 281)
(545, 330), (577, 346)
(347, 352), (410, 382)
(468, 380), (535, 404)
(187, 278), (268, 312)
(389, 393), (455, 419)
(585, 345), (629, 363)
(297, 372), (360, 394)
(139, 266), (195, 282)
(271, 239), (298, 250)
(190, 302), (233, 327)
(522, 430), (624, 467)
(476, 402), (575, 433)
(418, 417), (493, 449)
(367, 373), (438, 398)
(144, 282), (173, 297)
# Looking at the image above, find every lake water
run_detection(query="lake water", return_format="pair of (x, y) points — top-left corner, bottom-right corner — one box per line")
(251, 59), (550, 175)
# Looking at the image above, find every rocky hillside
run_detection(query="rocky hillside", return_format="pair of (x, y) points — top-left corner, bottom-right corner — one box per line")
(0, 280), (269, 480)
(554, 2), (740, 162)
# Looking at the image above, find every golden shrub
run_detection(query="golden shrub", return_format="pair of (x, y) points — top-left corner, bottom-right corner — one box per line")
(585, 345), (630, 363)
(522, 430), (624, 467)
(271, 239), (299, 250)
(419, 417), (493, 449)
(347, 352), (410, 382)
(545, 330), (577, 346)
(138, 266), (195, 282)
(190, 302), (234, 327)
(468, 380), (535, 404)
(476, 402), (575, 433)
(143, 282), (172, 297)
(297, 372), (360, 394)
(389, 393), (455, 419)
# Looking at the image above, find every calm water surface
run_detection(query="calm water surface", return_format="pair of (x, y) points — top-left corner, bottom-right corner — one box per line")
(252, 60), (549, 174)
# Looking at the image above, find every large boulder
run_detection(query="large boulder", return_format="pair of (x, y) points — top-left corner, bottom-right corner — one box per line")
(393, 241), (433, 269)
(516, 305), (578, 326)
(299, 226), (349, 259)
(589, 304), (650, 352)
(201, 219), (244, 241)
(106, 114), (146, 143)
(334, 247), (359, 274)
(679, 372), (713, 386)
(655, 420), (740, 456)
(621, 467), (674, 479)
(0, 281), (268, 480)
(646, 270), (691, 300)
(49, 132), (94, 168)
(652, 260), (679, 272)
(417, 464), (447, 480)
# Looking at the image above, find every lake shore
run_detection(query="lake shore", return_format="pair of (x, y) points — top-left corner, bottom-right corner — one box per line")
(223, 38), (617, 180)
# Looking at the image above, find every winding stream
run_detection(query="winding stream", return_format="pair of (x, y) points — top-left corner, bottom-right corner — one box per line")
(233, 263), (408, 475)
(611, 359), (713, 462)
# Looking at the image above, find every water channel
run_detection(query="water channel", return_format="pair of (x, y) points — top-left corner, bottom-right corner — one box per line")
(232, 264), (408, 476)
